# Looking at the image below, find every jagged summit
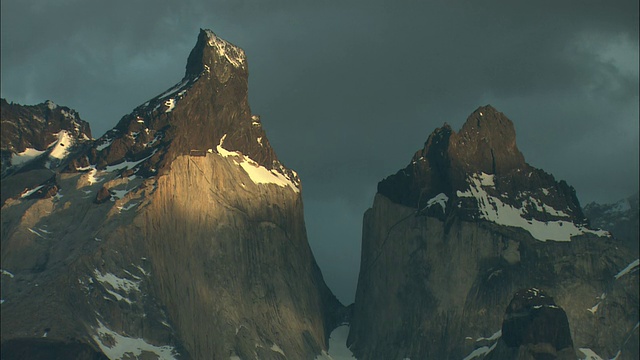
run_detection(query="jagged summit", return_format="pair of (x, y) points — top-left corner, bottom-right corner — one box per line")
(378, 105), (604, 242)
(185, 29), (247, 77)
(350, 107), (638, 360)
(0, 98), (92, 176)
(451, 105), (526, 175)
(70, 28), (298, 189)
(1, 28), (339, 359)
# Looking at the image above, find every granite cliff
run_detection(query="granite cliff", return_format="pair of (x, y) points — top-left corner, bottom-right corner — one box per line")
(1, 29), (343, 360)
(348, 106), (639, 360)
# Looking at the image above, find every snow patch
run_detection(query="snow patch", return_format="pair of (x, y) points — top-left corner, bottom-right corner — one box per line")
(104, 150), (157, 172)
(457, 172), (609, 242)
(164, 99), (176, 113)
(93, 270), (140, 293)
(462, 328), (501, 360)
(11, 148), (46, 166)
(159, 79), (189, 100)
(475, 329), (501, 342)
(60, 109), (76, 120)
(217, 135), (299, 192)
(21, 185), (45, 198)
(578, 348), (605, 360)
(204, 29), (246, 68)
(1, 269), (15, 278)
(96, 138), (114, 151)
(134, 265), (149, 277)
(270, 343), (286, 356)
(146, 134), (162, 147)
(88, 168), (103, 185)
(117, 202), (139, 212)
(93, 269), (140, 304)
(49, 130), (74, 160)
(463, 342), (498, 360)
(614, 259), (639, 280)
(28, 228), (46, 238)
(46, 100), (57, 110)
(92, 320), (178, 360)
(425, 193), (449, 212)
(111, 188), (133, 201)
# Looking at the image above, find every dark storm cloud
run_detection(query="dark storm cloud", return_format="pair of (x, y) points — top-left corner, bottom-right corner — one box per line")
(2, 0), (638, 303)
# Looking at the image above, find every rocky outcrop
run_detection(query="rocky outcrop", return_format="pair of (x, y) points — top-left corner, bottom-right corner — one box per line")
(584, 193), (639, 257)
(348, 106), (639, 360)
(1, 29), (343, 359)
(486, 288), (576, 360)
(0, 99), (92, 205)
(0, 98), (92, 173)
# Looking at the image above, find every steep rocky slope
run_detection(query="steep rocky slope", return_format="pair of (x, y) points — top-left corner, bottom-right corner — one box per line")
(584, 193), (639, 257)
(486, 288), (576, 360)
(1, 29), (343, 360)
(348, 106), (639, 360)
(0, 99), (92, 205)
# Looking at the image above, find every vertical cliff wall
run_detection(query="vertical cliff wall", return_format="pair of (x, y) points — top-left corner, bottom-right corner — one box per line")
(348, 106), (639, 360)
(1, 29), (343, 360)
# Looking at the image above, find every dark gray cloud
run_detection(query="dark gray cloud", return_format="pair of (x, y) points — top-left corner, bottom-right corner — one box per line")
(2, 0), (638, 303)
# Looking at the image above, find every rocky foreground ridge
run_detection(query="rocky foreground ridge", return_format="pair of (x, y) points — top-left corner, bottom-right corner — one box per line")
(1, 29), (344, 359)
(348, 106), (639, 360)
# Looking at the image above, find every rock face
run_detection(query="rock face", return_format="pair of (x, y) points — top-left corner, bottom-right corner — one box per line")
(486, 288), (576, 360)
(348, 106), (639, 360)
(1, 29), (343, 360)
(584, 193), (639, 257)
(0, 99), (93, 205)
(1, 98), (92, 173)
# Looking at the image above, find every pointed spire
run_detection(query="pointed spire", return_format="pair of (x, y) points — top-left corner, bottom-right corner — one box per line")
(184, 29), (247, 78)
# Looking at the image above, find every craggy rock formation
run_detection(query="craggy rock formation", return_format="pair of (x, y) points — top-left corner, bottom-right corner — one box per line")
(486, 288), (576, 360)
(0, 99), (92, 204)
(584, 193), (639, 257)
(1, 29), (343, 360)
(348, 106), (639, 360)
(1, 98), (92, 174)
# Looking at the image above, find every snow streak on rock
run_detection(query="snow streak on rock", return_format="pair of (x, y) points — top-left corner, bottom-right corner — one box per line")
(457, 172), (608, 241)
(92, 320), (179, 360)
(217, 135), (299, 192)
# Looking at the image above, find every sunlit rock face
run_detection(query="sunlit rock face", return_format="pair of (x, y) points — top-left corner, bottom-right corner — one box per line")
(348, 107), (639, 360)
(1, 29), (343, 360)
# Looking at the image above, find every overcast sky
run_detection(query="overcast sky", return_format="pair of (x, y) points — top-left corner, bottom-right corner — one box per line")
(2, 0), (638, 304)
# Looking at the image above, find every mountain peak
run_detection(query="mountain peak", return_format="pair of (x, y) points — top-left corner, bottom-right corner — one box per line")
(451, 105), (525, 175)
(377, 106), (598, 241)
(185, 28), (246, 78)
(69, 28), (287, 181)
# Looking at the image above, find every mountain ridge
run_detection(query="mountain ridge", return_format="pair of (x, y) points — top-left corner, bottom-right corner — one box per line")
(1, 28), (343, 360)
(349, 106), (638, 360)
(378, 105), (596, 242)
